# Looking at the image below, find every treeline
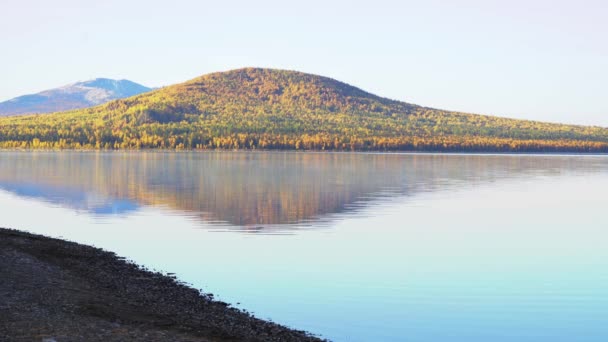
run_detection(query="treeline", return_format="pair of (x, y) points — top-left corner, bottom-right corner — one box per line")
(1, 132), (606, 153)
(1, 68), (607, 152)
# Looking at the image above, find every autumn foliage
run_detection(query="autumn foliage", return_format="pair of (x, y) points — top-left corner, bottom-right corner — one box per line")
(0, 68), (607, 152)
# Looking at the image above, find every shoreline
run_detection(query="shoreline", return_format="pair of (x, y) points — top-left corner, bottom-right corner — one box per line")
(0, 148), (607, 156)
(0, 228), (324, 341)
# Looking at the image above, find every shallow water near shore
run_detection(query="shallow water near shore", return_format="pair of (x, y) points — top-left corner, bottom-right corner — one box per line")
(1, 151), (607, 341)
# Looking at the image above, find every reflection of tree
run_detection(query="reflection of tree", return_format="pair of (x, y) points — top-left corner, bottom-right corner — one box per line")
(0, 152), (603, 227)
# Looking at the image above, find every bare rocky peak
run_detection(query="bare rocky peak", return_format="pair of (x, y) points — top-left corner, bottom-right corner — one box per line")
(0, 78), (151, 116)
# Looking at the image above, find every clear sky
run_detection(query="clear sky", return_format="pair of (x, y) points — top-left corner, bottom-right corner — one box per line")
(1, 0), (607, 126)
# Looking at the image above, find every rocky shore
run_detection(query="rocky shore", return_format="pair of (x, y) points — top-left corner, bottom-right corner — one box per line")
(0, 228), (324, 341)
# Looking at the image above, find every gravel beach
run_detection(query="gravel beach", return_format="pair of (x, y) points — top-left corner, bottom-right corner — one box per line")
(0, 228), (324, 342)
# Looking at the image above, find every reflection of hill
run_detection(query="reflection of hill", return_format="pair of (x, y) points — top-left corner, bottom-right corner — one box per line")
(0, 181), (139, 216)
(0, 152), (604, 227)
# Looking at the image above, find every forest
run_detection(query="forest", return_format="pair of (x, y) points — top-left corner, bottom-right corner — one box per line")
(1, 68), (607, 152)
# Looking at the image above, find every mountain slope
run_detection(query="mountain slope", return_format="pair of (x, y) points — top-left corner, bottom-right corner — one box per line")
(0, 68), (607, 152)
(0, 79), (151, 116)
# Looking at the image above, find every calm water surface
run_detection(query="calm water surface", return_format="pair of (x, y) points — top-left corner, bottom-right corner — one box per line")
(0, 151), (607, 341)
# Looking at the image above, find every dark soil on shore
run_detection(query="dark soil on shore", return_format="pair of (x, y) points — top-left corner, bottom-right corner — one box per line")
(0, 228), (324, 342)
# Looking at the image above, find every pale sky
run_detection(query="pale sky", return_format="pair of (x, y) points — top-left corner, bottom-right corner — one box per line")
(1, 0), (607, 126)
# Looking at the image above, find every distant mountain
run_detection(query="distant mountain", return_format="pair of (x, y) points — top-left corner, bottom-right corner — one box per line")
(0, 79), (151, 116)
(0, 68), (607, 152)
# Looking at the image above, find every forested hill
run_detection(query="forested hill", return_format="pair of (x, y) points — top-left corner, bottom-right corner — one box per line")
(0, 68), (607, 152)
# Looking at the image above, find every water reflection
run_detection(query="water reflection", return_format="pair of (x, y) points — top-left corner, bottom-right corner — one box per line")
(0, 181), (139, 215)
(0, 151), (605, 231)
(1, 151), (607, 341)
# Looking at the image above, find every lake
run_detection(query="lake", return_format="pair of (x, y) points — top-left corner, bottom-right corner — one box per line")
(0, 151), (607, 341)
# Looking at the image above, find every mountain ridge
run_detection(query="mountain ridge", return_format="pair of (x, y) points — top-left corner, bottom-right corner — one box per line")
(0, 67), (607, 152)
(0, 78), (151, 116)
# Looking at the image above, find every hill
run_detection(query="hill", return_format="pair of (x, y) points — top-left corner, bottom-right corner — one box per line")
(0, 78), (151, 116)
(0, 68), (607, 152)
